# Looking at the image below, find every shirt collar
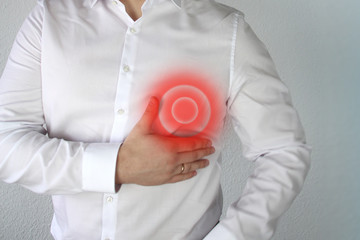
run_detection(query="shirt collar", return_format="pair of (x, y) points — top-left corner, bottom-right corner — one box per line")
(89, 0), (181, 8)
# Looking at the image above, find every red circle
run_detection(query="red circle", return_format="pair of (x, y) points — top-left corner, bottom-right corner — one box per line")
(171, 97), (198, 124)
(159, 85), (210, 137)
(150, 70), (223, 138)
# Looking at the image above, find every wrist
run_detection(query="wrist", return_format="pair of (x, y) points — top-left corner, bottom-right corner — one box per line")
(115, 144), (124, 185)
(115, 143), (130, 185)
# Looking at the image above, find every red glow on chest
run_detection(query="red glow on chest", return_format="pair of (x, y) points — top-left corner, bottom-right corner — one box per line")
(172, 97), (198, 124)
(151, 70), (222, 138)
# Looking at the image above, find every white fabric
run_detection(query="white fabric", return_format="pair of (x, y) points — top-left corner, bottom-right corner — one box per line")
(0, 0), (311, 239)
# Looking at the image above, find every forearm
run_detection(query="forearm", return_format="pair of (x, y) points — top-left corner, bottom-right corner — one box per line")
(205, 144), (311, 240)
(0, 123), (121, 194)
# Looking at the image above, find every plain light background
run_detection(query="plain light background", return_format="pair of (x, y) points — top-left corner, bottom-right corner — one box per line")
(0, 0), (359, 239)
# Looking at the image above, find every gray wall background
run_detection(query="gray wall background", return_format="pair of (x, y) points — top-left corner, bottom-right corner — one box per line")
(1, 0), (359, 239)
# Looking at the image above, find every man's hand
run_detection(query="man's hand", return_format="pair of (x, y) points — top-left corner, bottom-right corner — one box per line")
(116, 96), (215, 186)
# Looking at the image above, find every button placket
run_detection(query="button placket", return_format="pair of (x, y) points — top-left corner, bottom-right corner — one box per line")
(104, 7), (143, 240)
(110, 22), (141, 143)
(101, 194), (118, 240)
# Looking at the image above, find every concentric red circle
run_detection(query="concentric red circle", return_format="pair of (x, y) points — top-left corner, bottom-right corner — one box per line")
(159, 85), (211, 137)
(171, 97), (198, 124)
(150, 70), (222, 138)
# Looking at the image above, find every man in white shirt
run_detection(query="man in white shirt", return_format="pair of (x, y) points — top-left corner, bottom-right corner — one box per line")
(0, 0), (311, 239)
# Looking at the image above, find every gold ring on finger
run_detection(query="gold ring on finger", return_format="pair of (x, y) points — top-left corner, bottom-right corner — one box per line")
(181, 163), (185, 174)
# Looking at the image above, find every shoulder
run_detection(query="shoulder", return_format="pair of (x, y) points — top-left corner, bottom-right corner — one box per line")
(210, 0), (244, 18)
(182, 0), (245, 25)
(186, 0), (244, 18)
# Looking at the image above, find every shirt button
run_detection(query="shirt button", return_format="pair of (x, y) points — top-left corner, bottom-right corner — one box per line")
(123, 65), (130, 72)
(117, 109), (125, 115)
(112, 0), (118, 5)
(106, 196), (113, 203)
(130, 27), (137, 33)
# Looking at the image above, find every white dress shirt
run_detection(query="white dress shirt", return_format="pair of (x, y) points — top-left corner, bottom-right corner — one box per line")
(0, 0), (311, 239)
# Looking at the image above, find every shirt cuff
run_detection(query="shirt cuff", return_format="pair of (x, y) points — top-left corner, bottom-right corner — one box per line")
(82, 142), (122, 193)
(203, 223), (239, 240)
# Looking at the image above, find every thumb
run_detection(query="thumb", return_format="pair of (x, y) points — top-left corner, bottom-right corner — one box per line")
(137, 96), (159, 133)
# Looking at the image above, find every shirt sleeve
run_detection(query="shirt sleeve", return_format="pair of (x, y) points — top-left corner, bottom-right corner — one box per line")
(0, 2), (121, 195)
(204, 13), (311, 240)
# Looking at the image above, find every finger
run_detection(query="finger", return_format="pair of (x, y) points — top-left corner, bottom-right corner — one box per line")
(168, 171), (197, 184)
(171, 137), (213, 153)
(173, 159), (209, 175)
(175, 163), (185, 175)
(136, 96), (159, 133)
(177, 147), (215, 164)
(182, 159), (209, 174)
